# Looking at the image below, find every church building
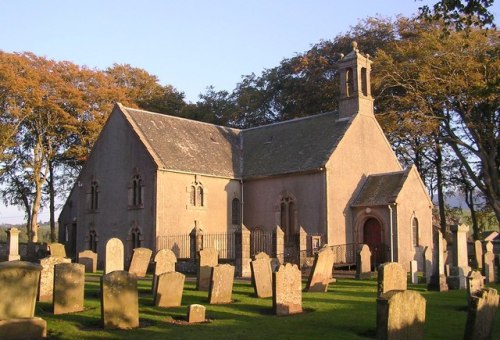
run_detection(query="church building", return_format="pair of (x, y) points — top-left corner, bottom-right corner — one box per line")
(59, 43), (433, 270)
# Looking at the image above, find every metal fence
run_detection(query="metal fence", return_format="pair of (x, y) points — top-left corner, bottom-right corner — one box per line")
(156, 234), (191, 259)
(330, 243), (360, 266)
(250, 229), (273, 257)
(203, 232), (235, 259)
(156, 232), (235, 260)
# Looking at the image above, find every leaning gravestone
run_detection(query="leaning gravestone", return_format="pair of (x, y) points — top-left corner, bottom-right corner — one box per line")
(377, 290), (426, 340)
(250, 252), (273, 298)
(474, 240), (483, 269)
(0, 261), (47, 339)
(273, 263), (302, 316)
(101, 270), (139, 329)
(197, 248), (218, 291)
(209, 264), (235, 304)
(466, 270), (485, 306)
(153, 249), (177, 293)
(154, 271), (185, 308)
(39, 256), (71, 302)
(105, 238), (124, 274)
(187, 304), (206, 323)
(377, 262), (407, 297)
(53, 263), (85, 315)
(128, 247), (152, 277)
(356, 244), (372, 279)
(305, 245), (334, 292)
(78, 250), (97, 273)
(464, 288), (499, 340)
(49, 243), (67, 258)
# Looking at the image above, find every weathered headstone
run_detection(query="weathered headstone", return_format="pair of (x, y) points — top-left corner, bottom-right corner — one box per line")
(273, 263), (302, 316)
(154, 248), (177, 275)
(474, 240), (483, 269)
(187, 304), (206, 323)
(235, 224), (251, 278)
(482, 241), (495, 284)
(53, 263), (85, 315)
(0, 261), (46, 339)
(128, 247), (152, 277)
(6, 228), (20, 261)
(38, 256), (71, 302)
(197, 248), (218, 291)
(447, 223), (471, 290)
(154, 271), (185, 308)
(105, 238), (124, 274)
(377, 262), (407, 297)
(464, 288), (499, 340)
(49, 243), (67, 258)
(209, 264), (235, 304)
(78, 250), (97, 273)
(101, 270), (139, 329)
(428, 229), (448, 291)
(356, 244), (372, 279)
(250, 252), (273, 298)
(423, 246), (433, 284)
(377, 290), (426, 340)
(305, 245), (334, 292)
(466, 270), (485, 306)
(410, 260), (418, 284)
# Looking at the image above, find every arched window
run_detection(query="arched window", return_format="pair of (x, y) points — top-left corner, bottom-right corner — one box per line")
(90, 180), (99, 210)
(361, 67), (368, 96)
(412, 218), (419, 247)
(189, 180), (205, 208)
(346, 68), (354, 97)
(132, 174), (143, 206)
(190, 186), (196, 206)
(89, 229), (97, 252)
(280, 196), (297, 243)
(232, 198), (241, 225)
(197, 186), (204, 207)
(131, 225), (142, 249)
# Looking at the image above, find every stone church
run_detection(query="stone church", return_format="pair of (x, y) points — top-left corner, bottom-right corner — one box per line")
(59, 44), (433, 270)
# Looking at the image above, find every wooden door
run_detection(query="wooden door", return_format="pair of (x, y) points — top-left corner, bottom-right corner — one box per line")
(363, 218), (385, 265)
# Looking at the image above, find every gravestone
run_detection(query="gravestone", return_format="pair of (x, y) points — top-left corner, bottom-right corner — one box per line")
(197, 248), (218, 291)
(377, 290), (426, 340)
(356, 244), (372, 279)
(410, 260), (418, 284)
(39, 256), (71, 302)
(466, 270), (485, 306)
(78, 250), (97, 273)
(53, 263), (85, 315)
(49, 243), (67, 258)
(6, 228), (20, 261)
(105, 238), (124, 274)
(101, 270), (139, 329)
(153, 249), (177, 293)
(377, 262), (407, 297)
(482, 241), (495, 284)
(474, 240), (483, 269)
(305, 245), (334, 292)
(423, 246), (433, 284)
(154, 271), (185, 308)
(428, 229), (448, 291)
(447, 223), (471, 290)
(128, 247), (152, 277)
(209, 264), (235, 304)
(187, 304), (206, 323)
(0, 261), (46, 339)
(250, 252), (273, 298)
(464, 288), (499, 340)
(273, 263), (302, 316)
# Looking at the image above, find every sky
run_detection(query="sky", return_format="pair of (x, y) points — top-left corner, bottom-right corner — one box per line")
(0, 0), (498, 224)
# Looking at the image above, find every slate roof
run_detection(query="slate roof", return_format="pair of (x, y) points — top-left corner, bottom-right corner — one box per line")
(351, 169), (410, 206)
(119, 104), (352, 179)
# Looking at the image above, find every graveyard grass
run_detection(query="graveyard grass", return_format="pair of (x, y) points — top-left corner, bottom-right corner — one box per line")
(38, 273), (500, 339)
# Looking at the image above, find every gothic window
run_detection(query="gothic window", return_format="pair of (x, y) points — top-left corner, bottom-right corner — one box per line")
(361, 67), (368, 96)
(197, 186), (204, 207)
(232, 198), (241, 225)
(189, 179), (205, 208)
(412, 217), (419, 247)
(190, 185), (196, 205)
(131, 225), (142, 249)
(280, 196), (297, 243)
(89, 229), (97, 252)
(129, 174), (144, 208)
(346, 68), (354, 97)
(90, 180), (99, 210)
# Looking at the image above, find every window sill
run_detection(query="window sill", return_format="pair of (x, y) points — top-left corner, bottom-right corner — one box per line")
(128, 205), (144, 210)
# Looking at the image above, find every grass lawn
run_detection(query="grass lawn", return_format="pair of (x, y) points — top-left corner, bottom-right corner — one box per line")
(38, 273), (500, 339)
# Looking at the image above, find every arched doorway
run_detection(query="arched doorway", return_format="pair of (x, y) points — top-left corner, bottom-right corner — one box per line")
(363, 218), (385, 265)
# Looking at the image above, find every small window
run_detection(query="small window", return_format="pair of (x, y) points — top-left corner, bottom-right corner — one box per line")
(346, 68), (354, 97)
(412, 218), (419, 247)
(89, 229), (97, 252)
(189, 180), (205, 208)
(131, 225), (142, 249)
(197, 186), (204, 207)
(361, 67), (367, 96)
(132, 174), (143, 206)
(190, 186), (196, 206)
(232, 198), (241, 225)
(90, 180), (99, 210)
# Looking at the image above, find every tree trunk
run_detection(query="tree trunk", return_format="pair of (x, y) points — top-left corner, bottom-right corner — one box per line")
(435, 141), (447, 235)
(49, 160), (56, 242)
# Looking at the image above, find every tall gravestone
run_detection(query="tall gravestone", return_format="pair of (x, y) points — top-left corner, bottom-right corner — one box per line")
(466, 270), (485, 307)
(483, 241), (495, 284)
(250, 252), (273, 298)
(428, 229), (448, 291)
(101, 270), (139, 329)
(377, 290), (426, 340)
(410, 260), (418, 284)
(153, 249), (177, 293)
(463, 288), (499, 340)
(78, 250), (97, 273)
(305, 245), (334, 292)
(273, 263), (302, 316)
(0, 261), (46, 339)
(447, 223), (471, 290)
(128, 247), (152, 277)
(273, 226), (285, 265)
(209, 264), (235, 304)
(197, 248), (218, 291)
(377, 262), (407, 297)
(53, 263), (85, 315)
(105, 238), (124, 274)
(154, 271), (185, 307)
(356, 244), (372, 279)
(38, 256), (71, 302)
(49, 243), (67, 258)
(423, 246), (433, 284)
(474, 240), (483, 269)
(6, 228), (20, 261)
(235, 225), (251, 278)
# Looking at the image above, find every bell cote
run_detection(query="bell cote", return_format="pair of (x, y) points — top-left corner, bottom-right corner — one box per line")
(338, 41), (374, 119)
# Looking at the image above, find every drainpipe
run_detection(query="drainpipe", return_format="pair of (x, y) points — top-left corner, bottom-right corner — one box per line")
(388, 204), (394, 262)
(240, 179), (244, 226)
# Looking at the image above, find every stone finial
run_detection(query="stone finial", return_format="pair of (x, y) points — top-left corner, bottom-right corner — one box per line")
(352, 41), (358, 52)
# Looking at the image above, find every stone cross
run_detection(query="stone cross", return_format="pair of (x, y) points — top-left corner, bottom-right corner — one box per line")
(250, 252), (273, 298)
(273, 263), (302, 316)
(154, 271), (185, 308)
(197, 248), (218, 291)
(208, 264), (235, 304)
(463, 288), (499, 339)
(466, 270), (485, 307)
(128, 247), (152, 277)
(53, 263), (85, 315)
(105, 238), (124, 274)
(474, 240), (483, 269)
(447, 224), (471, 290)
(6, 228), (20, 261)
(78, 250), (97, 273)
(356, 244), (371, 279)
(101, 271), (139, 329)
(482, 241), (495, 284)
(377, 262), (407, 297)
(38, 256), (71, 303)
(305, 245), (334, 292)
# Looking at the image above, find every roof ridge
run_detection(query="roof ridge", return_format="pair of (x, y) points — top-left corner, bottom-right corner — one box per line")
(243, 110), (339, 132)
